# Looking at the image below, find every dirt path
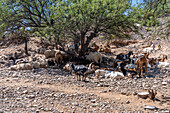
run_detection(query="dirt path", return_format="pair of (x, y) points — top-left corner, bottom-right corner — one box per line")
(0, 75), (169, 112)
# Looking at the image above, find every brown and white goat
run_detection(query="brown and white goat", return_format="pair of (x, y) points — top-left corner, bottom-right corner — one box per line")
(136, 55), (148, 77)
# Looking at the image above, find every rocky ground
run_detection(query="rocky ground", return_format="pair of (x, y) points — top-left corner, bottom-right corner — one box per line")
(0, 36), (170, 112)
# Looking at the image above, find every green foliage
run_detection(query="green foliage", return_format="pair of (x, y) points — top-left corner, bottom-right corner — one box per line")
(0, 0), (169, 52)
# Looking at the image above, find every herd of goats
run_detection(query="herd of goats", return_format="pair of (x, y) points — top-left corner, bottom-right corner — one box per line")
(7, 40), (169, 83)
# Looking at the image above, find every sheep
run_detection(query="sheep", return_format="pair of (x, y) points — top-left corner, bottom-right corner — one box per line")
(10, 63), (33, 70)
(85, 52), (102, 65)
(10, 65), (19, 71)
(70, 56), (91, 65)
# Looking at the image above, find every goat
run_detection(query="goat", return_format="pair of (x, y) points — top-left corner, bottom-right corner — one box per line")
(118, 62), (138, 78)
(63, 63), (72, 71)
(83, 62), (96, 81)
(9, 57), (28, 65)
(44, 49), (56, 58)
(158, 55), (167, 62)
(85, 52), (102, 65)
(70, 56), (91, 65)
(136, 55), (148, 77)
(157, 61), (169, 68)
(143, 44), (155, 53)
(148, 89), (157, 101)
(54, 51), (63, 66)
(103, 41), (110, 48)
(148, 58), (157, 67)
(116, 51), (133, 61)
(105, 71), (124, 79)
(69, 62), (88, 81)
(67, 41), (81, 51)
(100, 46), (111, 53)
(129, 58), (138, 64)
(95, 69), (112, 81)
(48, 58), (55, 66)
(91, 43), (100, 52)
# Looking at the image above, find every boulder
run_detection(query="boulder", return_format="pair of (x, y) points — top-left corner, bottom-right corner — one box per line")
(18, 63), (25, 70)
(32, 62), (40, 69)
(25, 63), (33, 70)
(10, 65), (19, 71)
(39, 60), (48, 68)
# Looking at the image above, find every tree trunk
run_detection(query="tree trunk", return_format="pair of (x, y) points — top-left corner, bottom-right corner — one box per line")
(79, 32), (97, 56)
(80, 38), (85, 56)
(24, 37), (29, 55)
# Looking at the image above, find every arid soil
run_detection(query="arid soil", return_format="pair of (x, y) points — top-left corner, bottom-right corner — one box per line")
(0, 37), (170, 113)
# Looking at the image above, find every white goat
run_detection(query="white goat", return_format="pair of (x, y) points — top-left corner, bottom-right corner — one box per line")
(105, 71), (124, 79)
(143, 44), (155, 53)
(157, 62), (169, 68)
(95, 69), (111, 80)
(85, 52), (102, 64)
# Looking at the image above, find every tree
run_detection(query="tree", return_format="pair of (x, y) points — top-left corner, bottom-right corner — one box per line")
(0, 0), (169, 56)
(55, 0), (138, 55)
(136, 0), (169, 26)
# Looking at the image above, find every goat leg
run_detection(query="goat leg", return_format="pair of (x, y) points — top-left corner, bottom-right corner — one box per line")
(145, 63), (148, 76)
(76, 74), (78, 81)
(84, 74), (87, 81)
(141, 67), (144, 78)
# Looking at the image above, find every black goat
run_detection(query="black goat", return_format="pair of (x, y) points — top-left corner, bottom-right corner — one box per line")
(118, 62), (137, 78)
(70, 56), (91, 65)
(116, 51), (133, 61)
(48, 58), (55, 66)
(69, 62), (88, 81)
(9, 57), (28, 65)
(129, 58), (138, 64)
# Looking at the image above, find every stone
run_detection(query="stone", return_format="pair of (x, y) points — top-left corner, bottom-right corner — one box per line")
(126, 100), (130, 104)
(0, 59), (5, 64)
(137, 92), (149, 99)
(32, 62), (40, 69)
(25, 63), (33, 70)
(144, 106), (157, 110)
(162, 82), (167, 85)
